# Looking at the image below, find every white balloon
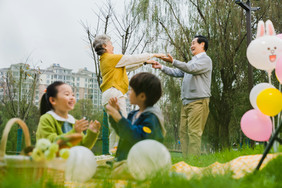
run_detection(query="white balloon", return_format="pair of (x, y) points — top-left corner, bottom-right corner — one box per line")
(127, 140), (171, 181)
(247, 20), (282, 72)
(65, 146), (97, 182)
(249, 83), (275, 109)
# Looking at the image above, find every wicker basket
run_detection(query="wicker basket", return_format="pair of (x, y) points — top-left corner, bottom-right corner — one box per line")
(0, 118), (66, 186)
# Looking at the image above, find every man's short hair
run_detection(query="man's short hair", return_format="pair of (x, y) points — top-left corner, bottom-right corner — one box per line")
(129, 72), (162, 107)
(195, 35), (209, 51)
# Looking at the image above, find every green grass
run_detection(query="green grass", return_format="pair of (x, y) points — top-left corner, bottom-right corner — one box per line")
(1, 145), (281, 188)
(171, 145), (274, 166)
(150, 154), (282, 188)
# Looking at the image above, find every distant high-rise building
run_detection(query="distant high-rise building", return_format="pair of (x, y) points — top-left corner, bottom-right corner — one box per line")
(0, 63), (102, 110)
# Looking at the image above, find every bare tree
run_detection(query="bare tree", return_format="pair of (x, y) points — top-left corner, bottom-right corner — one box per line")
(0, 63), (40, 122)
(81, 0), (152, 90)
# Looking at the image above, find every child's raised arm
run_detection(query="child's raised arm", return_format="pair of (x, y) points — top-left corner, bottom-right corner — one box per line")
(106, 104), (122, 123)
(108, 97), (120, 111)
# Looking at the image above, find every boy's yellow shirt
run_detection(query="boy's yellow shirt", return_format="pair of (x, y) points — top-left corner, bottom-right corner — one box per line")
(100, 53), (129, 94)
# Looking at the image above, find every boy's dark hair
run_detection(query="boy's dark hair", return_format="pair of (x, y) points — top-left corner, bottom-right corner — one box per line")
(129, 72), (162, 107)
(195, 35), (209, 51)
(40, 81), (65, 115)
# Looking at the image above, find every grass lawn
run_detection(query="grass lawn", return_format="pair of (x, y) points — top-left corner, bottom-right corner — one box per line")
(152, 145), (282, 188)
(171, 145), (269, 166)
(1, 145), (281, 188)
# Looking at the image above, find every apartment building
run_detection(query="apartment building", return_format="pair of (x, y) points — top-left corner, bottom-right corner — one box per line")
(0, 63), (102, 110)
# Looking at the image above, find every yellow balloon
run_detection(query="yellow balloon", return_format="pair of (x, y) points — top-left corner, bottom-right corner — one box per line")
(257, 88), (282, 116)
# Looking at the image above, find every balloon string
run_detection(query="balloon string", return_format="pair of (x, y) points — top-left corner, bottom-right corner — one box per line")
(278, 112), (281, 134)
(268, 71), (272, 84)
(272, 115), (279, 153)
(271, 116), (275, 135)
(278, 84), (281, 131)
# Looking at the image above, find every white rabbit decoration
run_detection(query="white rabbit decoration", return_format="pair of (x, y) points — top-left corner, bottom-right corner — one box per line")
(247, 20), (282, 74)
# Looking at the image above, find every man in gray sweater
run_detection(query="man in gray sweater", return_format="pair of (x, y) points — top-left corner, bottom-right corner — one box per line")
(153, 35), (212, 158)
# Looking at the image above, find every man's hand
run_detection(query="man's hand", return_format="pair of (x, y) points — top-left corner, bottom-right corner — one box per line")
(160, 54), (174, 63)
(88, 120), (101, 133)
(74, 119), (89, 133)
(106, 104), (122, 122)
(152, 61), (162, 69)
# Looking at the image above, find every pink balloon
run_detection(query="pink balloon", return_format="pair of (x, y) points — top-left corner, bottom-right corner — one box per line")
(275, 56), (282, 84)
(240, 109), (272, 141)
(277, 34), (282, 40)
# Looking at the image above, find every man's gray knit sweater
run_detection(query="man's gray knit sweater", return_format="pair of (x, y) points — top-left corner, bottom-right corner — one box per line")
(161, 52), (212, 105)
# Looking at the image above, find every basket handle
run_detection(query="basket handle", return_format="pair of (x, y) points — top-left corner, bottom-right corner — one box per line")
(0, 118), (31, 161)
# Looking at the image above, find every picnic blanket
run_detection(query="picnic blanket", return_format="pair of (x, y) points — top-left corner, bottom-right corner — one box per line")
(172, 153), (280, 179)
(65, 153), (280, 187)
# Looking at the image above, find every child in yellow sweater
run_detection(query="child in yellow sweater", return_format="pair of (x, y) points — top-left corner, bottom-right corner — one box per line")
(36, 81), (100, 149)
(93, 34), (165, 153)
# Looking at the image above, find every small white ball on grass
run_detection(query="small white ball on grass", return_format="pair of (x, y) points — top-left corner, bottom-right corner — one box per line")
(65, 146), (97, 182)
(127, 139), (172, 181)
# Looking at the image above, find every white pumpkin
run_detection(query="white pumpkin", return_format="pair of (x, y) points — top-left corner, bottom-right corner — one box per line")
(65, 146), (97, 182)
(127, 139), (172, 181)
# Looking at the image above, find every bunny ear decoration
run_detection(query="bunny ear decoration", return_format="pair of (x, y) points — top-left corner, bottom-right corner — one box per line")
(265, 20), (276, 36)
(247, 19), (280, 73)
(256, 20), (265, 38)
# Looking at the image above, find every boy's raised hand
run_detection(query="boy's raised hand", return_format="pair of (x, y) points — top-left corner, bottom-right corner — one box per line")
(74, 119), (89, 133)
(108, 97), (120, 111)
(88, 120), (101, 133)
(106, 104), (122, 122)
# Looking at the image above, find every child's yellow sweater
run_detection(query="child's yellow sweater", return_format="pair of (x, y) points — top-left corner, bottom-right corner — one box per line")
(100, 53), (128, 94)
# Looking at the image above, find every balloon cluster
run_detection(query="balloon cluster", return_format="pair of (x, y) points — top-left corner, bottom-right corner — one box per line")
(241, 20), (282, 142)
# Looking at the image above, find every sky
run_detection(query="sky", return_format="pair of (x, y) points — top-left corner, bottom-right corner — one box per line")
(0, 0), (124, 72)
